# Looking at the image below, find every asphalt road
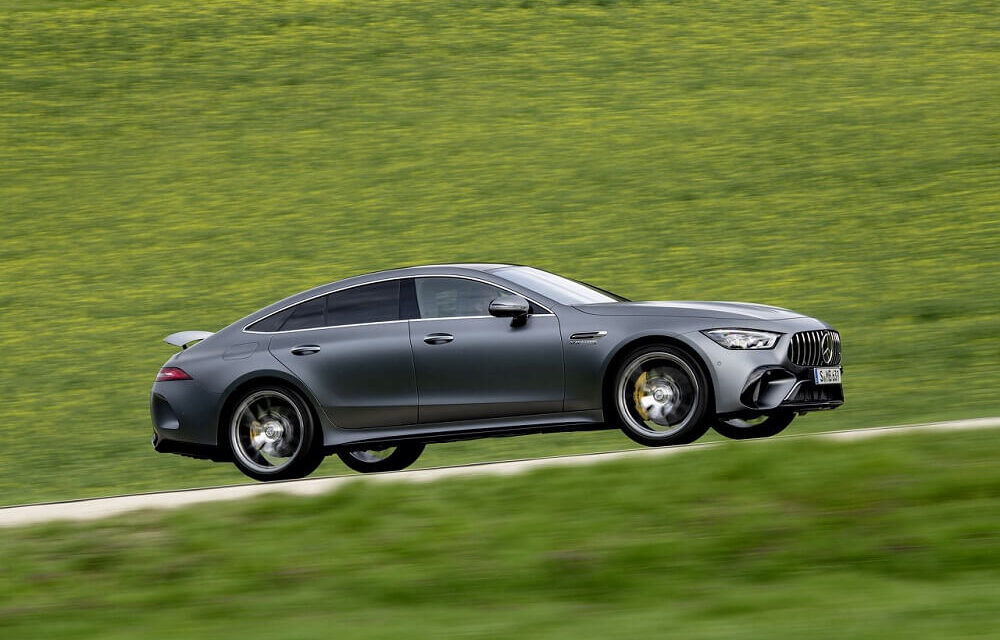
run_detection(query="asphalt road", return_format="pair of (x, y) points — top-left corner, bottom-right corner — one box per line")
(2, 417), (998, 528)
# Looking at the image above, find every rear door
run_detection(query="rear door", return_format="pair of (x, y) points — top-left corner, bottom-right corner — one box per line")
(266, 279), (417, 429)
(409, 276), (564, 423)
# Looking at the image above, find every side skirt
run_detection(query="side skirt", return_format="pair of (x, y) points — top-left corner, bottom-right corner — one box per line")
(153, 411), (611, 462)
(321, 410), (609, 452)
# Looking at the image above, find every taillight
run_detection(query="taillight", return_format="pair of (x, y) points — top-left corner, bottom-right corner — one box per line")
(156, 367), (192, 382)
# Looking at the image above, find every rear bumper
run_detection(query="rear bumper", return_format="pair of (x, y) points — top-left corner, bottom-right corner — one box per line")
(150, 381), (223, 449)
(151, 432), (230, 461)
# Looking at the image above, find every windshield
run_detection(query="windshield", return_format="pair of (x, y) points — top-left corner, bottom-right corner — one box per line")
(495, 267), (629, 305)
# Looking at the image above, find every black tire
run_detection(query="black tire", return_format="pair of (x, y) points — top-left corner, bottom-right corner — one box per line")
(712, 411), (795, 440)
(610, 344), (711, 447)
(227, 386), (324, 481)
(337, 444), (425, 473)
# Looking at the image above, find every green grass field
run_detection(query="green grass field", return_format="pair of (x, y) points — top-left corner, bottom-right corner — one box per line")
(2, 428), (999, 638)
(1, 0), (998, 505)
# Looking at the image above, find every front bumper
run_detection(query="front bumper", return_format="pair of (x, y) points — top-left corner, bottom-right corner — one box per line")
(687, 326), (844, 416)
(736, 364), (844, 414)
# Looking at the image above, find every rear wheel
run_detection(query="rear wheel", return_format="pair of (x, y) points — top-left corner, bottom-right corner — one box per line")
(228, 387), (324, 481)
(612, 344), (711, 447)
(337, 444), (425, 473)
(712, 411), (795, 440)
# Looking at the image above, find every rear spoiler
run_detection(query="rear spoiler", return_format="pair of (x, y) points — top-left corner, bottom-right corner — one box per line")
(164, 331), (214, 350)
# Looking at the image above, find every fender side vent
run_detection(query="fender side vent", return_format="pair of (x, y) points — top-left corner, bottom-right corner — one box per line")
(569, 331), (607, 340)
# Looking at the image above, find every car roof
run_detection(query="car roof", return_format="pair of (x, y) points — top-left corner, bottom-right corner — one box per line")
(382, 263), (516, 274)
(339, 263), (520, 281)
(242, 264), (519, 320)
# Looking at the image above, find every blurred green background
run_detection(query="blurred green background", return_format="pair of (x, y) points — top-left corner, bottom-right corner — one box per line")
(3, 427), (1000, 638)
(1, 0), (999, 504)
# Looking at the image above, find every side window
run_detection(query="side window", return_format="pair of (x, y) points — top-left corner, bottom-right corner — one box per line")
(325, 280), (400, 326)
(279, 296), (326, 331)
(246, 307), (292, 333)
(415, 277), (506, 319)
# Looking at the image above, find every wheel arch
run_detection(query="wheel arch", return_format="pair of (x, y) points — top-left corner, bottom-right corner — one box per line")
(600, 333), (717, 422)
(216, 370), (325, 452)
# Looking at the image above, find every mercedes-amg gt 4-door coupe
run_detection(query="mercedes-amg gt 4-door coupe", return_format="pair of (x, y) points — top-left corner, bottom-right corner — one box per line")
(151, 264), (843, 480)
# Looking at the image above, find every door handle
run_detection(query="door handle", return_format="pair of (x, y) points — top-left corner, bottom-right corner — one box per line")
(423, 333), (454, 345)
(290, 345), (321, 355)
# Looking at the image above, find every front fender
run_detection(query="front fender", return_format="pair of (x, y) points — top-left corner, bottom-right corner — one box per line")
(561, 315), (717, 414)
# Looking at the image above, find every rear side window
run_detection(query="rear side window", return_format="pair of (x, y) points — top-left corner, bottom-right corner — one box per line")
(415, 277), (506, 319)
(246, 307), (293, 333)
(326, 280), (400, 326)
(247, 279), (404, 332)
(280, 296), (326, 331)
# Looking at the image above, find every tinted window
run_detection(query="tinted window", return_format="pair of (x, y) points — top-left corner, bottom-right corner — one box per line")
(326, 280), (400, 326)
(415, 277), (506, 319)
(280, 296), (326, 331)
(246, 307), (293, 332)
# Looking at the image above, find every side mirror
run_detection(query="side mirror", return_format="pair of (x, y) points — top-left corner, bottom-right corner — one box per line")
(489, 295), (530, 325)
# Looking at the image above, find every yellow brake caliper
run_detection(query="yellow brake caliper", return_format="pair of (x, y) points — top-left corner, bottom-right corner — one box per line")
(633, 371), (649, 420)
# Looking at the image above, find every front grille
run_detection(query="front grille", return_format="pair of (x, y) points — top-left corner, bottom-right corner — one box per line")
(788, 330), (841, 366)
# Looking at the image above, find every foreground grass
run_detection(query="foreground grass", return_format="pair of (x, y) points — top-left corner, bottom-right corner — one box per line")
(1, 428), (999, 638)
(1, 0), (999, 504)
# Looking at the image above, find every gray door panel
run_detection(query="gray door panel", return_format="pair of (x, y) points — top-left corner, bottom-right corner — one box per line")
(269, 322), (417, 428)
(410, 315), (563, 423)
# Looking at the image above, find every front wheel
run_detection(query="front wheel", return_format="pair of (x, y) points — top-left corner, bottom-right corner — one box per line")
(611, 344), (711, 447)
(337, 444), (425, 473)
(712, 411), (795, 440)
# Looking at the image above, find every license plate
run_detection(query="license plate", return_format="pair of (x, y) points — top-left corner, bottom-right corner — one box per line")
(814, 367), (842, 385)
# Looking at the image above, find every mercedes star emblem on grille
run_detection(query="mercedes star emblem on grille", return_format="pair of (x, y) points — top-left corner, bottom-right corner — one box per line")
(821, 332), (834, 365)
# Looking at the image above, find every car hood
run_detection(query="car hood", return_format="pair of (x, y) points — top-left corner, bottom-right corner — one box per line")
(574, 301), (806, 320)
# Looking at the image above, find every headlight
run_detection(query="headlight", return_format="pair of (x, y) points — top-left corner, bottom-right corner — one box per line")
(702, 329), (781, 350)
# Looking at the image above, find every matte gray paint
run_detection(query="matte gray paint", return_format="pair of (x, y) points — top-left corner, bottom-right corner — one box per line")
(576, 301), (806, 320)
(151, 264), (842, 457)
(269, 321), (418, 429)
(410, 314), (563, 422)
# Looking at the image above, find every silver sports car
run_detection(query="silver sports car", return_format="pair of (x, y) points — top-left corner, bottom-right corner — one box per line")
(151, 264), (843, 480)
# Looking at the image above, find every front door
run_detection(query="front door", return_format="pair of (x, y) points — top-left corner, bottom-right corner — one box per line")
(409, 276), (564, 423)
